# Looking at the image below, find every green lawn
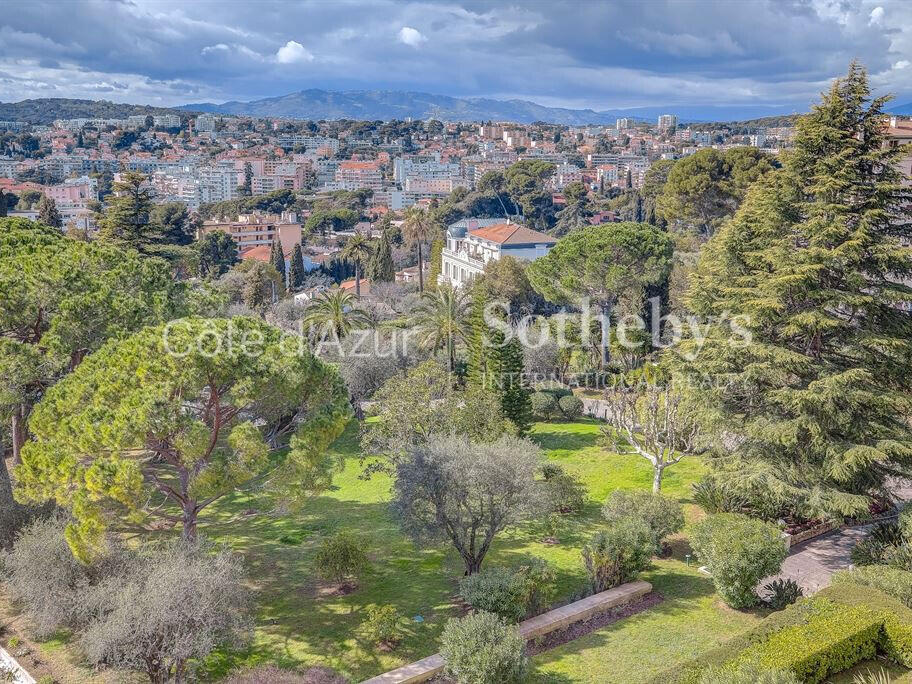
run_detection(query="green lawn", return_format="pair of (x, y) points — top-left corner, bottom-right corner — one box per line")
(196, 418), (724, 682)
(530, 561), (763, 683)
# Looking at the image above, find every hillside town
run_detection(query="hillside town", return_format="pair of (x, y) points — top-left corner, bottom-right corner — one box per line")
(3, 3), (912, 681)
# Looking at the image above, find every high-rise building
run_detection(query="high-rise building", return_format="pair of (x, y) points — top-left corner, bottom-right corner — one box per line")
(658, 114), (678, 131)
(616, 117), (633, 131)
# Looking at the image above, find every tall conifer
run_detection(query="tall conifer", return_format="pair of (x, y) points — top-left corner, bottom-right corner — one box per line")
(677, 62), (912, 517)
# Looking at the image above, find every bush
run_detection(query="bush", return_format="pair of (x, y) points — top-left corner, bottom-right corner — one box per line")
(439, 611), (528, 684)
(313, 532), (369, 587)
(557, 394), (584, 419)
(2, 516), (90, 638)
(582, 516), (654, 594)
(459, 558), (555, 622)
(602, 490), (684, 550)
(730, 599), (883, 683)
(885, 543), (912, 571)
(851, 521), (905, 567)
(540, 464), (586, 515)
(531, 391), (557, 419)
(761, 578), (803, 610)
(833, 566), (912, 608)
(699, 662), (800, 684)
(691, 478), (746, 514)
(363, 604), (400, 646)
(690, 513), (787, 609)
(852, 667), (892, 684)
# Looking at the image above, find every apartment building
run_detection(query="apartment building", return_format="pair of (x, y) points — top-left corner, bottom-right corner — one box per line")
(199, 212), (304, 254)
(334, 160), (384, 191)
(440, 218), (556, 288)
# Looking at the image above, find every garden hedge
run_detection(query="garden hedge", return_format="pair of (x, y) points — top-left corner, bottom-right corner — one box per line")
(649, 582), (912, 684)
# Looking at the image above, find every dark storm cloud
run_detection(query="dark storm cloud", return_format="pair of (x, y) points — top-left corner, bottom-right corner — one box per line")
(0, 0), (909, 108)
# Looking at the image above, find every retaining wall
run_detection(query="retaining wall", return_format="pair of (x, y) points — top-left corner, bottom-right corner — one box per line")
(360, 579), (653, 684)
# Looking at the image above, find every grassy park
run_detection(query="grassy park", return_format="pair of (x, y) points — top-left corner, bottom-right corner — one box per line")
(190, 418), (728, 682)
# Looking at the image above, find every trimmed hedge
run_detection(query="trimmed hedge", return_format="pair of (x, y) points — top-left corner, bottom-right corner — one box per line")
(730, 599), (882, 683)
(649, 582), (912, 684)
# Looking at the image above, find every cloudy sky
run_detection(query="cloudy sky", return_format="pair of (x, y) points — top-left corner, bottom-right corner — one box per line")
(1, 0), (910, 111)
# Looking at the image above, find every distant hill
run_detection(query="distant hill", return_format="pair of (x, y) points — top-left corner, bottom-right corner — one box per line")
(0, 98), (185, 125)
(0, 92), (814, 127)
(179, 89), (805, 125)
(888, 102), (912, 116)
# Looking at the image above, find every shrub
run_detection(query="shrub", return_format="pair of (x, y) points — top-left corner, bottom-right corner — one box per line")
(692, 478), (746, 514)
(2, 516), (90, 638)
(699, 662), (800, 684)
(37, 677), (56, 684)
(761, 578), (803, 610)
(459, 558), (555, 622)
(439, 611), (528, 684)
(6, 637), (19, 650)
(313, 532), (369, 587)
(557, 394), (584, 419)
(581, 516), (654, 594)
(730, 599), (883, 683)
(540, 464), (586, 515)
(363, 604), (400, 646)
(531, 391), (557, 419)
(852, 668), (892, 684)
(851, 521), (905, 567)
(885, 543), (912, 571)
(832, 566), (912, 608)
(690, 513), (787, 609)
(602, 490), (684, 550)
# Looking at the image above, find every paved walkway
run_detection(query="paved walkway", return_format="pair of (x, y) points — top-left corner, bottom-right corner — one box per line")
(762, 526), (871, 595)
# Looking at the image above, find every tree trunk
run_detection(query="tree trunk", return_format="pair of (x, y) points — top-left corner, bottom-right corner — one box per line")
(181, 502), (198, 542)
(652, 465), (663, 493)
(10, 403), (29, 465)
(354, 262), (361, 298)
(417, 242), (424, 292)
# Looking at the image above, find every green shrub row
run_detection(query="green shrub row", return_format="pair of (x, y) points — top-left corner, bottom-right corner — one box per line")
(730, 599), (882, 683)
(649, 582), (912, 684)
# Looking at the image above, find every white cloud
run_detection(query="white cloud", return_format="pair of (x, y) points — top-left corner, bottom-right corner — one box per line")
(397, 26), (426, 47)
(275, 40), (313, 64)
(870, 6), (884, 25)
(894, 60), (910, 70)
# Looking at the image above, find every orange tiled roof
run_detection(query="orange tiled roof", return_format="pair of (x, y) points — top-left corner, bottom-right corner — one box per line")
(469, 223), (556, 246)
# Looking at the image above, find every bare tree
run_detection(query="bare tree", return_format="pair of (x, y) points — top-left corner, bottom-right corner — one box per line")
(601, 381), (700, 493)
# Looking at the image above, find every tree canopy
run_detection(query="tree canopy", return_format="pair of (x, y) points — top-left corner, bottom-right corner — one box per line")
(16, 316), (351, 560)
(674, 62), (912, 518)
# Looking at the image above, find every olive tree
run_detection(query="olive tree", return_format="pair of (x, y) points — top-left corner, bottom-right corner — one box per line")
(392, 435), (542, 574)
(16, 316), (350, 561)
(79, 539), (251, 684)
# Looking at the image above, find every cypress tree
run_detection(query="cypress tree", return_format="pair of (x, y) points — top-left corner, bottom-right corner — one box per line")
(290, 242), (306, 290)
(466, 280), (493, 389)
(368, 229), (395, 282)
(426, 238), (444, 290)
(0, 189), (8, 217)
(270, 240), (286, 293)
(677, 62), (912, 518)
(37, 195), (63, 229)
(492, 335), (532, 436)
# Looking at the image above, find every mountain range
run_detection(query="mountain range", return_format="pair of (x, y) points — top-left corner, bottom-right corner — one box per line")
(1, 91), (910, 127)
(180, 89), (815, 124)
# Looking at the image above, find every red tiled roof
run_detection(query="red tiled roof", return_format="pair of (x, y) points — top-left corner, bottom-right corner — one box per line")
(239, 245), (271, 262)
(469, 223), (557, 246)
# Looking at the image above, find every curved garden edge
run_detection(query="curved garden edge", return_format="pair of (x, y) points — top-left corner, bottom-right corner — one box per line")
(361, 579), (654, 684)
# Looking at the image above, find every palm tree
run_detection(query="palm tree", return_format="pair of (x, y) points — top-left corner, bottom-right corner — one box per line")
(402, 207), (434, 292)
(303, 288), (373, 339)
(412, 284), (469, 372)
(341, 231), (373, 298)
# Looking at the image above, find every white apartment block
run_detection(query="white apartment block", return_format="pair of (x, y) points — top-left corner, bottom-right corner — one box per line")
(658, 114), (678, 131)
(440, 218), (556, 288)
